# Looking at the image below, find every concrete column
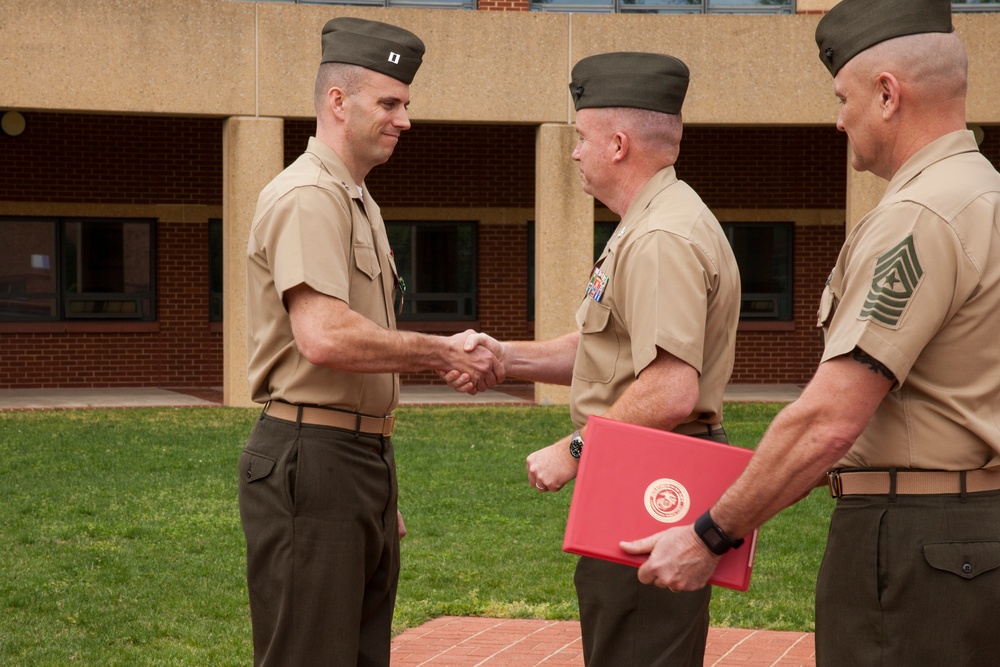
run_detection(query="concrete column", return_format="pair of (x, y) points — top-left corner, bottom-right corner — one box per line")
(844, 146), (886, 233)
(534, 123), (594, 405)
(222, 116), (284, 407)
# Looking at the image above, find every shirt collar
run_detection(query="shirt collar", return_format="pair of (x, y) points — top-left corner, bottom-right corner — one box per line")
(884, 130), (981, 199)
(306, 136), (364, 201)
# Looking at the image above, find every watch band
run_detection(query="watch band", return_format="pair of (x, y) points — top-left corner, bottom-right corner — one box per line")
(694, 510), (744, 556)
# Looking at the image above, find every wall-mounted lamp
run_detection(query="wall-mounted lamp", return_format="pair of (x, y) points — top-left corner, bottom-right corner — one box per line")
(968, 123), (985, 147)
(1, 111), (26, 137)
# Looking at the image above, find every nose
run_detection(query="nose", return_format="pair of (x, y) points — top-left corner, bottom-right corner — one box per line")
(571, 143), (582, 161)
(394, 107), (411, 131)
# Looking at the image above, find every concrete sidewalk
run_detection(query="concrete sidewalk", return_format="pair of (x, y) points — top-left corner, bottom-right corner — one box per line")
(0, 383), (802, 410)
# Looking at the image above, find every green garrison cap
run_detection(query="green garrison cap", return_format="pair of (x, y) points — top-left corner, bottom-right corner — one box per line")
(321, 17), (425, 85)
(815, 0), (953, 77)
(570, 52), (690, 115)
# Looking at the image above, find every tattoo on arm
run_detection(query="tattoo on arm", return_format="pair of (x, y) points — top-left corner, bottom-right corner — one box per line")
(851, 348), (896, 382)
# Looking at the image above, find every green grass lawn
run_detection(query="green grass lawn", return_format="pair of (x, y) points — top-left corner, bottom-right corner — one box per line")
(0, 403), (828, 665)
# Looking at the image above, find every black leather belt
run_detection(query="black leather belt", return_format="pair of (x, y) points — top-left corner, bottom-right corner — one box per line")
(263, 401), (395, 437)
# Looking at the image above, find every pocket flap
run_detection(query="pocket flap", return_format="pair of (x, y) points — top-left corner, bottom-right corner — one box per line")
(923, 541), (1000, 579)
(353, 243), (380, 280)
(576, 297), (611, 334)
(240, 451), (276, 484)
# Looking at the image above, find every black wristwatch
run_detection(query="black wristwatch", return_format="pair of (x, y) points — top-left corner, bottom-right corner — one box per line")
(693, 510), (744, 555)
(569, 430), (584, 459)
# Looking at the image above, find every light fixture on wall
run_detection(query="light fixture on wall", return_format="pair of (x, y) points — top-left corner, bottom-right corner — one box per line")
(1, 111), (26, 137)
(968, 123), (985, 146)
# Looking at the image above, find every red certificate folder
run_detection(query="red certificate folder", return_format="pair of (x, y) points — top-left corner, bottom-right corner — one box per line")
(562, 415), (758, 592)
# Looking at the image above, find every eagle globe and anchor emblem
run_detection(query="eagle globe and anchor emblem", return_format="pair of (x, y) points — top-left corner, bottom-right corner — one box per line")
(643, 478), (691, 523)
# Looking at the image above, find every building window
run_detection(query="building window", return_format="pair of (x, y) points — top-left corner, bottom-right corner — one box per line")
(386, 221), (477, 321)
(0, 217), (156, 322)
(722, 222), (793, 321)
(209, 219), (223, 322)
(530, 0), (793, 14)
(953, 1), (1000, 11)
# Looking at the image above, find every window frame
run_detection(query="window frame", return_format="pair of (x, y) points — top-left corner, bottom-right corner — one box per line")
(721, 221), (794, 322)
(530, 0), (794, 14)
(386, 220), (479, 323)
(952, 1), (1000, 12)
(208, 219), (223, 323)
(0, 216), (157, 323)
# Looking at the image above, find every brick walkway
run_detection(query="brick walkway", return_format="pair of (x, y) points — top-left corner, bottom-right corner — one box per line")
(391, 616), (815, 667)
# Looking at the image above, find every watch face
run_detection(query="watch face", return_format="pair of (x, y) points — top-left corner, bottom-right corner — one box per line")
(569, 435), (583, 459)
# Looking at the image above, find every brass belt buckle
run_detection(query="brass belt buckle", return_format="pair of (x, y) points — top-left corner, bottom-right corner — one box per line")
(827, 470), (842, 498)
(382, 415), (396, 437)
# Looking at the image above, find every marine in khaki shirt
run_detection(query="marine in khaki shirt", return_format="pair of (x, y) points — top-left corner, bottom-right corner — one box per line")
(247, 136), (400, 416)
(448, 52), (741, 667)
(237, 18), (500, 667)
(571, 165), (739, 430)
(819, 130), (1000, 471)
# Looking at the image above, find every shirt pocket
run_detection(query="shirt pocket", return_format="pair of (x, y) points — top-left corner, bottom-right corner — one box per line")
(353, 242), (381, 281)
(573, 297), (618, 384)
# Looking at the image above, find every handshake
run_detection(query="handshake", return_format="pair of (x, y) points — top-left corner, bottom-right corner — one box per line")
(440, 330), (507, 395)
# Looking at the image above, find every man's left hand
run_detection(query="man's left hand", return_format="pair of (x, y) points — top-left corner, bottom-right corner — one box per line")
(526, 437), (579, 493)
(619, 526), (721, 591)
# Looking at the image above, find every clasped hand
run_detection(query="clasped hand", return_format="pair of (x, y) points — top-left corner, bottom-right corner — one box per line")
(440, 331), (507, 395)
(440, 330), (506, 395)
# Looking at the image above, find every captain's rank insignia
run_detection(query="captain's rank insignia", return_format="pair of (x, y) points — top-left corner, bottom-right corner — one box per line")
(860, 234), (923, 328)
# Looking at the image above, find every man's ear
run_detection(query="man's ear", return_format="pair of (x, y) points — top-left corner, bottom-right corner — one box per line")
(876, 72), (900, 121)
(327, 86), (348, 120)
(612, 131), (629, 163)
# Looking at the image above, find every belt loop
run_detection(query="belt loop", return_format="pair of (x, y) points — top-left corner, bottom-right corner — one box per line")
(355, 413), (362, 435)
(960, 470), (968, 503)
(260, 400), (271, 422)
(888, 468), (897, 502)
(295, 405), (303, 431)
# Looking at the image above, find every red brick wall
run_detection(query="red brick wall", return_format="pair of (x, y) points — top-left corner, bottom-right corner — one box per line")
(285, 122), (538, 208)
(0, 220), (222, 388)
(681, 126), (847, 209)
(730, 224), (843, 384)
(0, 113), (223, 205)
(14, 113), (994, 390)
(1, 112), (225, 389)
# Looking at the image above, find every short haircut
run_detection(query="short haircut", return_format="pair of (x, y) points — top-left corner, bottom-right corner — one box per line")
(314, 62), (367, 115)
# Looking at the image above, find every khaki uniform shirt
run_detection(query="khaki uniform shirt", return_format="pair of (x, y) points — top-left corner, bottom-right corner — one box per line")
(818, 131), (1000, 470)
(246, 137), (400, 416)
(570, 166), (741, 429)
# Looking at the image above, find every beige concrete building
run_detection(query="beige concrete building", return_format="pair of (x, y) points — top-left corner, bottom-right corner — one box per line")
(1, 0), (998, 405)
